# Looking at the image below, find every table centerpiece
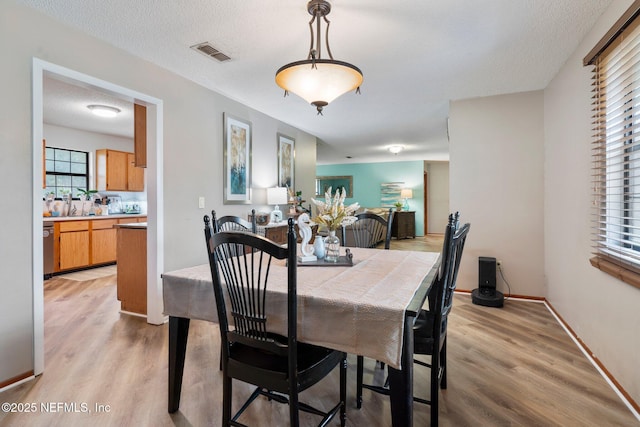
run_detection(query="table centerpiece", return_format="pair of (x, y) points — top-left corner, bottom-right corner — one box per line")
(310, 187), (360, 262)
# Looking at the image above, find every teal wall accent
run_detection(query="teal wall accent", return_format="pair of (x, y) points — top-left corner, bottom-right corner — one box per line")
(316, 161), (424, 236)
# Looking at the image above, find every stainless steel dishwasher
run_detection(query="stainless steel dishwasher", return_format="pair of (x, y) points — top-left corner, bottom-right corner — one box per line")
(43, 221), (54, 279)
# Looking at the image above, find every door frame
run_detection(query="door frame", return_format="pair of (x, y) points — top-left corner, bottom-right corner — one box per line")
(31, 58), (165, 375)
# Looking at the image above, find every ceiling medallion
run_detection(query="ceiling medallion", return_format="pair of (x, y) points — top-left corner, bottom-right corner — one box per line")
(275, 0), (363, 115)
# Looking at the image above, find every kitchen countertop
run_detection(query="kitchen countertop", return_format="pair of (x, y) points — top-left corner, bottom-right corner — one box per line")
(43, 214), (146, 222)
(114, 222), (147, 229)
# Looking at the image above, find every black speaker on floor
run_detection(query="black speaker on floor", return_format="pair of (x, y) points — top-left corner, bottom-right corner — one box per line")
(472, 256), (504, 307)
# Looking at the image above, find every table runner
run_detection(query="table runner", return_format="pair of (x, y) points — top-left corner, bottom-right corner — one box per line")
(162, 247), (439, 369)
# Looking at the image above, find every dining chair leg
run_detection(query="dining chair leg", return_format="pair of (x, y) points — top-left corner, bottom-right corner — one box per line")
(441, 337), (447, 389)
(222, 374), (232, 426)
(289, 385), (300, 427)
(430, 347), (440, 426)
(356, 355), (364, 409)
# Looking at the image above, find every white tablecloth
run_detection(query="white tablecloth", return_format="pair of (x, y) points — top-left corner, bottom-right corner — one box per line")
(162, 247), (440, 369)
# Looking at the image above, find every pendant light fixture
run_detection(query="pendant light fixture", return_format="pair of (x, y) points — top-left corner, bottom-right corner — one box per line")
(275, 0), (363, 115)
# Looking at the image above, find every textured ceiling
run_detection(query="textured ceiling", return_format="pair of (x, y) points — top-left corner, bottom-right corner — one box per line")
(23, 0), (612, 164)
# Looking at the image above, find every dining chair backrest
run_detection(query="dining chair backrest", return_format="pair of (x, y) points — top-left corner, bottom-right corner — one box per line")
(204, 215), (297, 356)
(432, 213), (470, 345)
(203, 216), (346, 427)
(343, 209), (394, 249)
(212, 209), (257, 234)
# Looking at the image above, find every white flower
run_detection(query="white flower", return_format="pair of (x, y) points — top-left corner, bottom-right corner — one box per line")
(310, 187), (360, 231)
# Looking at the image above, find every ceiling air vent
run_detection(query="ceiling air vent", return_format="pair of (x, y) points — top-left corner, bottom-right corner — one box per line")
(190, 42), (231, 62)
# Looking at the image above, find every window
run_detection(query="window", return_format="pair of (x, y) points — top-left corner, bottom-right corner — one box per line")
(44, 147), (89, 199)
(586, 4), (640, 288)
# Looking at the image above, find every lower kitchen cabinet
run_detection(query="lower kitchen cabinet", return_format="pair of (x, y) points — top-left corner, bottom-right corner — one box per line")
(91, 219), (119, 264)
(53, 216), (147, 273)
(116, 224), (147, 315)
(56, 221), (90, 271)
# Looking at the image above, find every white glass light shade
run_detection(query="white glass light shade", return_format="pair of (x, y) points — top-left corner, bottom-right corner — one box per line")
(276, 60), (363, 107)
(87, 104), (121, 118)
(267, 187), (288, 206)
(388, 145), (404, 154)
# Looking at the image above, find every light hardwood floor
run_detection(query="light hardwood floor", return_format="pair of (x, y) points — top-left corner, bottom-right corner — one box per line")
(1, 236), (637, 426)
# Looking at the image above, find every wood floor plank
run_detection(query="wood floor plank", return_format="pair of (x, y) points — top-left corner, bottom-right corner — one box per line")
(0, 235), (637, 426)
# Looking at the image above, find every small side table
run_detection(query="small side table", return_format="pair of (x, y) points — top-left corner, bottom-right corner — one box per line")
(392, 211), (415, 239)
(258, 223), (288, 245)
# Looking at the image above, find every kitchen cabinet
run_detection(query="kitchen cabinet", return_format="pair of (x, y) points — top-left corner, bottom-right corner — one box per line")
(391, 210), (416, 239)
(134, 103), (147, 167)
(116, 223), (147, 315)
(53, 216), (147, 273)
(56, 221), (90, 271)
(91, 219), (119, 265)
(96, 149), (144, 192)
(127, 153), (144, 191)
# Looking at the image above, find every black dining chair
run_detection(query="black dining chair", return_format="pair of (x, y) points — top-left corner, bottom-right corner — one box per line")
(356, 213), (470, 426)
(203, 216), (347, 427)
(213, 209), (257, 234)
(342, 209), (394, 249)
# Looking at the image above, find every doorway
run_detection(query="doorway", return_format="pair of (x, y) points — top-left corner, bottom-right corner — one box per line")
(31, 58), (165, 375)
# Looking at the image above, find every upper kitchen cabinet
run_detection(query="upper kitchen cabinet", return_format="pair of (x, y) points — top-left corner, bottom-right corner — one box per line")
(134, 103), (147, 168)
(96, 149), (145, 192)
(127, 153), (144, 191)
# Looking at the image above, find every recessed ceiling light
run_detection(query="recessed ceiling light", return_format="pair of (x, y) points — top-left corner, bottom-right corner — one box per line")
(388, 145), (404, 154)
(87, 104), (121, 118)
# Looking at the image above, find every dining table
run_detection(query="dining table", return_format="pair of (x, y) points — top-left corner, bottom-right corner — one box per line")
(161, 246), (440, 427)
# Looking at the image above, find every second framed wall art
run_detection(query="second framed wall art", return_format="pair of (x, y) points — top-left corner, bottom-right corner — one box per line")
(277, 133), (295, 189)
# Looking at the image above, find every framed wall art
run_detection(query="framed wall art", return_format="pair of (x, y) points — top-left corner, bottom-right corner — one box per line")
(277, 133), (295, 189)
(316, 175), (353, 198)
(223, 113), (252, 204)
(380, 182), (404, 207)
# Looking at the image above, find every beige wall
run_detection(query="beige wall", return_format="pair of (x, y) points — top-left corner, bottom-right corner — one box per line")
(0, 1), (315, 385)
(544, 0), (639, 404)
(451, 0), (640, 406)
(449, 91), (545, 296)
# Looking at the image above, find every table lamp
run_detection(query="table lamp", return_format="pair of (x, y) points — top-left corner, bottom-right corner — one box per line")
(267, 187), (288, 223)
(400, 188), (413, 211)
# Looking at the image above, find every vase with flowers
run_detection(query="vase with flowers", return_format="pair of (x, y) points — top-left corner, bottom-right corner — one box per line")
(310, 187), (360, 262)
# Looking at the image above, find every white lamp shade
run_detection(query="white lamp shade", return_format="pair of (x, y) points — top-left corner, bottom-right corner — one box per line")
(267, 187), (288, 206)
(400, 189), (413, 199)
(276, 60), (363, 106)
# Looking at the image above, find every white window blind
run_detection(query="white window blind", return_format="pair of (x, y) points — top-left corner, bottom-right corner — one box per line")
(591, 17), (640, 277)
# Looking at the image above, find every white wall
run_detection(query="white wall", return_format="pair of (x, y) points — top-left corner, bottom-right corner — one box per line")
(449, 91), (545, 295)
(0, 1), (316, 385)
(544, 0), (640, 404)
(425, 161), (449, 234)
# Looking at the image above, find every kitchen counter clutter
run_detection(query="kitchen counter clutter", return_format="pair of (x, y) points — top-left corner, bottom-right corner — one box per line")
(44, 213), (147, 222)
